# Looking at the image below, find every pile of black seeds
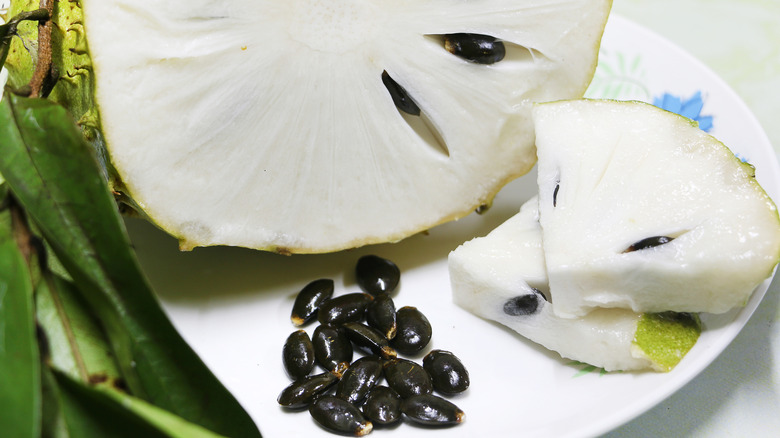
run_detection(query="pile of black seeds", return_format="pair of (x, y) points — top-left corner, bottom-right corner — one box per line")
(278, 255), (469, 436)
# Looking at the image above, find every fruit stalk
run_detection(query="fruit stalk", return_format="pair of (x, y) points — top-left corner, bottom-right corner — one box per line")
(28, 0), (54, 98)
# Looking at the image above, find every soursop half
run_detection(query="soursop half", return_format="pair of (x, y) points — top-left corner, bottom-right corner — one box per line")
(534, 99), (780, 317)
(2, 0), (612, 253)
(449, 196), (701, 372)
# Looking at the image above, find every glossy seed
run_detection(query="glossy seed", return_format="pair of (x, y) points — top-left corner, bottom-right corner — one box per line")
(335, 356), (384, 404)
(362, 385), (402, 425)
(381, 71), (420, 116)
(282, 330), (315, 381)
(401, 394), (465, 426)
(503, 288), (546, 316)
(422, 350), (470, 395)
(291, 278), (334, 326)
(310, 395), (373, 436)
(391, 306), (432, 355)
(312, 324), (353, 373)
(624, 236), (675, 253)
(317, 292), (374, 326)
(356, 255), (401, 296)
(343, 322), (397, 359)
(443, 33), (505, 64)
(383, 358), (433, 398)
(277, 371), (339, 409)
(366, 294), (397, 339)
(553, 183), (560, 207)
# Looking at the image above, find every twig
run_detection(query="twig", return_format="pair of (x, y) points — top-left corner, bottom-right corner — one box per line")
(28, 0), (54, 98)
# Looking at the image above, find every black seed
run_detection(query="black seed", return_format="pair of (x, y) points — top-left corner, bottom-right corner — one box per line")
(312, 324), (353, 373)
(291, 278), (334, 326)
(336, 356), (384, 405)
(503, 288), (545, 316)
(277, 371), (339, 409)
(317, 292), (373, 326)
(653, 311), (701, 328)
(383, 358), (433, 398)
(624, 236), (675, 253)
(309, 395), (373, 436)
(475, 202), (492, 214)
(382, 71), (421, 116)
(391, 306), (432, 355)
(356, 255), (401, 296)
(282, 330), (315, 381)
(342, 322), (397, 359)
(553, 183), (560, 207)
(443, 33), (505, 64)
(366, 294), (397, 339)
(401, 394), (465, 426)
(362, 386), (402, 426)
(422, 350), (470, 395)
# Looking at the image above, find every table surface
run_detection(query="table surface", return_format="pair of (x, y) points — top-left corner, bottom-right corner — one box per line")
(604, 1), (780, 437)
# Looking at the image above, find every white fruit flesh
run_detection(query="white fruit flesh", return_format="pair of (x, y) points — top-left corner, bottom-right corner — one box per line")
(449, 197), (698, 371)
(81, 0), (611, 252)
(535, 99), (780, 317)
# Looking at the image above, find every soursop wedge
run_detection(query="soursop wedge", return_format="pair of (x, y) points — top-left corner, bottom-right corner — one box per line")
(3, 0), (612, 253)
(534, 99), (780, 317)
(449, 197), (701, 372)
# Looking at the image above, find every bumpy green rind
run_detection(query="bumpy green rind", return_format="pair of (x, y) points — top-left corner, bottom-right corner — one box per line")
(4, 1), (95, 134)
(3, 1), (151, 218)
(632, 312), (701, 372)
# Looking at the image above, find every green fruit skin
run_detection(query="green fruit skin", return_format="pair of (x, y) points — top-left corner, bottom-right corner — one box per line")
(633, 312), (702, 372)
(3, 1), (150, 222)
(5, 1), (97, 138)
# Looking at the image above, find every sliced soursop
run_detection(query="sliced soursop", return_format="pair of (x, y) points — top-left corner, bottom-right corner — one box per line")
(449, 197), (700, 372)
(535, 99), (780, 317)
(4, 0), (611, 253)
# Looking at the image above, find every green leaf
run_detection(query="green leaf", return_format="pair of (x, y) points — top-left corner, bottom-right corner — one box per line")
(36, 272), (124, 390)
(50, 369), (228, 438)
(0, 208), (41, 438)
(0, 93), (260, 437)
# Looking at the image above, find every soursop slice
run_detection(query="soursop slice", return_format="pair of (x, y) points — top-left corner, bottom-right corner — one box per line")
(534, 99), (780, 318)
(448, 197), (700, 372)
(67, 0), (611, 253)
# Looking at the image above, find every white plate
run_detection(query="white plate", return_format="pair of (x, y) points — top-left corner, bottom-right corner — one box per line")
(126, 14), (779, 438)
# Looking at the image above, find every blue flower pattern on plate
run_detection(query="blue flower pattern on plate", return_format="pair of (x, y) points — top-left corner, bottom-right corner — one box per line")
(653, 91), (713, 132)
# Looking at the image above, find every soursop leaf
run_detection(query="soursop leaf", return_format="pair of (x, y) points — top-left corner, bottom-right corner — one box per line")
(0, 93), (260, 438)
(0, 206), (41, 438)
(35, 271), (124, 391)
(50, 369), (228, 438)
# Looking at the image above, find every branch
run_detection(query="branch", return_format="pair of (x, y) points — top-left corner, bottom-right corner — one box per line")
(28, 0), (55, 98)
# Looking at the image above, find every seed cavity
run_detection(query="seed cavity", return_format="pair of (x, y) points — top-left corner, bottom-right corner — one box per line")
(503, 288), (545, 316)
(442, 33), (506, 64)
(382, 70), (420, 116)
(623, 236), (675, 253)
(381, 70), (450, 157)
